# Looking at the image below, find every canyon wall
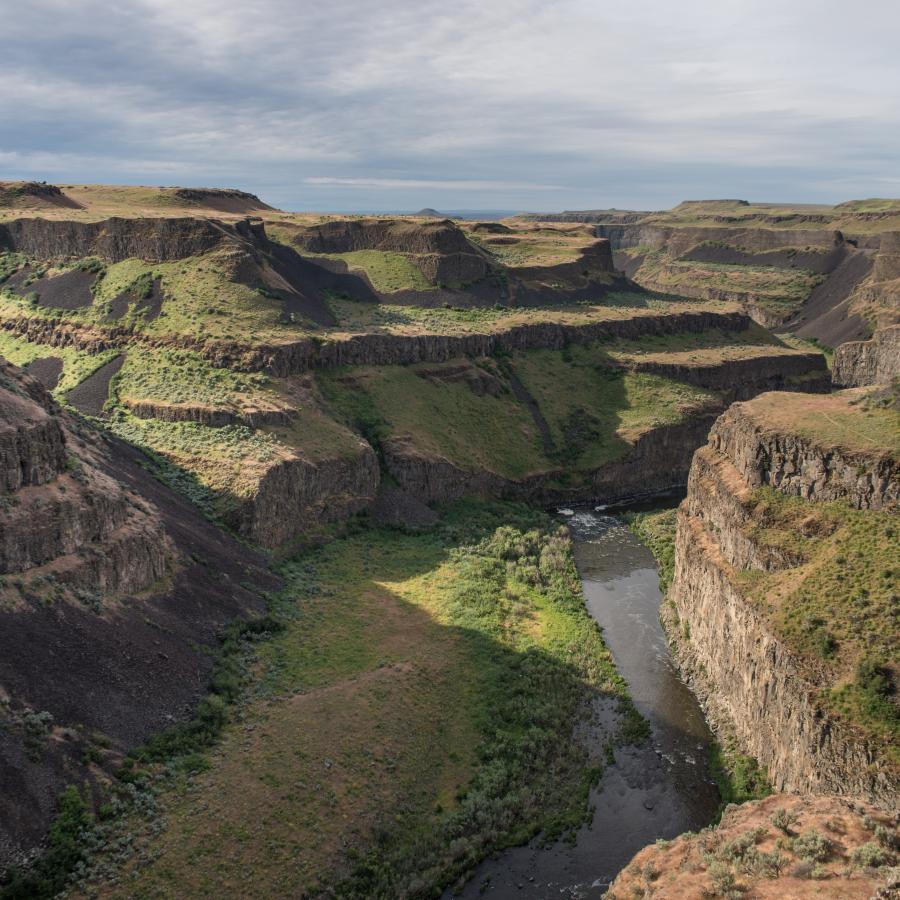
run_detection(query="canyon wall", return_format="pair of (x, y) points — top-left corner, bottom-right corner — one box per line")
(832, 325), (900, 387)
(0, 357), (273, 870)
(666, 397), (899, 808)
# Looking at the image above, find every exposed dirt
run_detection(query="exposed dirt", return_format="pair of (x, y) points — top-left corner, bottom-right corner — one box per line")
(783, 249), (874, 345)
(170, 188), (275, 213)
(0, 182), (83, 210)
(371, 486), (439, 530)
(606, 793), (898, 899)
(105, 277), (164, 322)
(22, 356), (64, 390)
(0, 361), (276, 868)
(64, 354), (125, 416)
(13, 267), (98, 309)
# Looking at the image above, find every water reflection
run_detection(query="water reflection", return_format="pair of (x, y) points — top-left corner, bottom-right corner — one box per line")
(451, 510), (719, 899)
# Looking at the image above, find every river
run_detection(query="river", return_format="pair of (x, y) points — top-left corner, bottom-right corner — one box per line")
(451, 508), (721, 899)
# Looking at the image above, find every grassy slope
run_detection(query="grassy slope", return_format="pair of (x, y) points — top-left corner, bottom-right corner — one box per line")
(115, 349), (273, 409)
(0, 331), (118, 395)
(319, 346), (721, 481)
(310, 249), (435, 293)
(631, 253), (825, 317)
(510, 345), (720, 466)
(736, 489), (899, 767)
(79, 503), (642, 899)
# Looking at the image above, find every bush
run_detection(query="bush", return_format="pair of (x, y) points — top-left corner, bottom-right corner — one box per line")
(850, 842), (889, 868)
(793, 829), (831, 862)
(771, 807), (798, 833)
(0, 786), (94, 899)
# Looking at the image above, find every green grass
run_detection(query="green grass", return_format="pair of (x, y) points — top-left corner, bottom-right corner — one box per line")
(631, 252), (825, 316)
(77, 502), (645, 899)
(624, 508), (678, 592)
(313, 250), (435, 293)
(105, 412), (285, 519)
(736, 489), (899, 766)
(319, 347), (721, 482)
(510, 345), (721, 468)
(319, 361), (548, 479)
(115, 349), (272, 408)
(0, 331), (119, 396)
(708, 741), (772, 811)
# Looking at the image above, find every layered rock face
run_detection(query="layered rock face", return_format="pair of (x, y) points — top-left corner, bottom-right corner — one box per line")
(0, 357), (273, 870)
(607, 793), (898, 899)
(0, 216), (230, 262)
(378, 351), (828, 508)
(666, 393), (899, 808)
(235, 437), (380, 549)
(288, 217), (492, 286)
(833, 325), (900, 387)
(0, 360), (170, 594)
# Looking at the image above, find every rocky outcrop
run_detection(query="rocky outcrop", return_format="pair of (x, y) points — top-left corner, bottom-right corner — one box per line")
(0, 307), (755, 375)
(288, 218), (492, 286)
(606, 793), (899, 899)
(123, 398), (295, 428)
(626, 350), (830, 400)
(833, 325), (900, 387)
(665, 397), (899, 808)
(595, 223), (883, 254)
(0, 358), (275, 871)
(234, 439), (380, 549)
(0, 384), (67, 493)
(0, 359), (171, 593)
(706, 401), (899, 509)
(0, 216), (233, 262)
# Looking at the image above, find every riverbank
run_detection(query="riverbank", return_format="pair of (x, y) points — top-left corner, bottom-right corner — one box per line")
(60, 502), (645, 899)
(451, 509), (720, 899)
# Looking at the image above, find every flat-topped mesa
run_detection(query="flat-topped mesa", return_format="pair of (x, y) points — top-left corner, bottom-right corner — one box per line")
(286, 217), (492, 286)
(666, 389), (899, 808)
(708, 391), (899, 509)
(0, 215), (237, 262)
(833, 325), (900, 387)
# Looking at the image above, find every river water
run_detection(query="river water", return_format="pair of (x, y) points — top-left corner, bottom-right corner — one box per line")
(452, 509), (720, 899)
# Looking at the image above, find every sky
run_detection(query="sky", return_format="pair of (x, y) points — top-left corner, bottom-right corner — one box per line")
(2, 0), (899, 212)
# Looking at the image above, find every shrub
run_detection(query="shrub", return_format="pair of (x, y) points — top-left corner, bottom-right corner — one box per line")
(875, 824), (899, 851)
(850, 842), (889, 868)
(793, 829), (831, 862)
(771, 807), (798, 833)
(0, 785), (94, 899)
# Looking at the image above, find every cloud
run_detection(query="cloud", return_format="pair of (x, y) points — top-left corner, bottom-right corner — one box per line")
(1, 0), (898, 209)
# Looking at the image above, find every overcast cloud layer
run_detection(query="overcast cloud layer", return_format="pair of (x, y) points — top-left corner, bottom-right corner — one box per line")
(2, 0), (898, 211)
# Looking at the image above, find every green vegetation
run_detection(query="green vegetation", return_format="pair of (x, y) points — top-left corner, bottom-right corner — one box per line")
(630, 252), (825, 318)
(737, 488), (899, 767)
(625, 508), (678, 591)
(115, 348), (272, 408)
(511, 345), (720, 468)
(0, 786), (94, 900)
(79, 502), (645, 898)
(106, 412), (285, 519)
(312, 249), (435, 293)
(0, 331), (119, 396)
(708, 742), (771, 811)
(319, 349), (720, 482)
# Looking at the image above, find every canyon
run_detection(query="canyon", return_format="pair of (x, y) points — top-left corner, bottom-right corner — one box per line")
(0, 184), (897, 899)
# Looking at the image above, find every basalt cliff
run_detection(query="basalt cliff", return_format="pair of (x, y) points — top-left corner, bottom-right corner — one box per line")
(664, 391), (899, 808)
